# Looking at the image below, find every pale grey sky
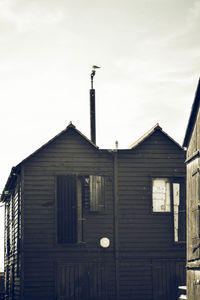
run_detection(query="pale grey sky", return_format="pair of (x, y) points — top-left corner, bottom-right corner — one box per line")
(0, 0), (199, 268)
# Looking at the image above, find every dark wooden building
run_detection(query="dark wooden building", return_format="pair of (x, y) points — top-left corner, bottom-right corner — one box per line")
(0, 271), (4, 300)
(1, 122), (186, 300)
(183, 78), (200, 300)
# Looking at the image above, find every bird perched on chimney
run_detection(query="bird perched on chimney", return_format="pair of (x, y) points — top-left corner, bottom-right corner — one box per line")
(91, 65), (100, 88)
(92, 65), (101, 69)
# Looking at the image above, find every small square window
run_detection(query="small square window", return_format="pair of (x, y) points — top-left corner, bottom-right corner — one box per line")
(152, 178), (171, 212)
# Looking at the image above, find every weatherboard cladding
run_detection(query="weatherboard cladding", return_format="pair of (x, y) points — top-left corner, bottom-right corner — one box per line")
(117, 131), (186, 299)
(118, 130), (186, 250)
(2, 123), (186, 300)
(23, 128), (113, 245)
(0, 123), (98, 202)
(21, 127), (115, 299)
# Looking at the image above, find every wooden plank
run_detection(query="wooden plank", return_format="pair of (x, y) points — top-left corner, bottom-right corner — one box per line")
(56, 262), (108, 300)
(152, 260), (185, 300)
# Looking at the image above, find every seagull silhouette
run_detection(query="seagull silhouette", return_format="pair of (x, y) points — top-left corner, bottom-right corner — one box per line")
(92, 65), (101, 69)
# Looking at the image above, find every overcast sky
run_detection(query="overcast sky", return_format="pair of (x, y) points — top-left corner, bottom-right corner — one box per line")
(0, 0), (199, 269)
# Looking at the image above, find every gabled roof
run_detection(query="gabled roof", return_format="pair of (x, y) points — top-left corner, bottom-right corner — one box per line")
(183, 78), (200, 148)
(1, 122), (98, 201)
(16, 122), (98, 168)
(1, 121), (183, 202)
(128, 123), (183, 150)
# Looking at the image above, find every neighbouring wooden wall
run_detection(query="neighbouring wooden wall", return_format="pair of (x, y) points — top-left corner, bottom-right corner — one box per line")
(186, 98), (200, 300)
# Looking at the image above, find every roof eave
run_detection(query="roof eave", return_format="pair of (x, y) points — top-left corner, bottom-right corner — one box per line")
(0, 166), (20, 202)
(183, 78), (200, 148)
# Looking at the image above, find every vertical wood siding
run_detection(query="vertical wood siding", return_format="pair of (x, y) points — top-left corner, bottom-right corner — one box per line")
(186, 96), (200, 299)
(186, 157), (200, 261)
(152, 259), (185, 300)
(56, 262), (107, 300)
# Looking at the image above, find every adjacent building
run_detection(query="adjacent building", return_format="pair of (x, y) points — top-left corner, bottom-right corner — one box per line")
(183, 78), (200, 300)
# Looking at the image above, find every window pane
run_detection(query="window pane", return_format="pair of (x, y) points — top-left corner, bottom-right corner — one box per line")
(152, 178), (171, 212)
(90, 175), (105, 212)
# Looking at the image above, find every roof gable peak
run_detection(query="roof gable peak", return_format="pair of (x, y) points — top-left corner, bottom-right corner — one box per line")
(128, 123), (161, 149)
(183, 78), (200, 147)
(17, 122), (98, 166)
(128, 123), (182, 150)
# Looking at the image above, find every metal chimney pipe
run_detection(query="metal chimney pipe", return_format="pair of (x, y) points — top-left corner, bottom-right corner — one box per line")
(90, 88), (96, 144)
(90, 66), (100, 144)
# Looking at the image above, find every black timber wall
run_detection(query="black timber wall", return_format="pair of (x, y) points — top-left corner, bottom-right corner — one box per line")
(12, 127), (187, 300)
(117, 130), (186, 300)
(21, 128), (115, 300)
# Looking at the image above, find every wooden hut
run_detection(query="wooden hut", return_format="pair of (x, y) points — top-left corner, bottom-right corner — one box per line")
(183, 78), (200, 300)
(1, 122), (186, 300)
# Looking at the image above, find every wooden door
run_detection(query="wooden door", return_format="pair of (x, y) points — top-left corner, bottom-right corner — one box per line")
(152, 260), (185, 300)
(56, 263), (107, 300)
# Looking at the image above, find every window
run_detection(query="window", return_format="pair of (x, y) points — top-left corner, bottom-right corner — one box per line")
(57, 174), (105, 244)
(173, 178), (186, 243)
(83, 175), (105, 212)
(152, 177), (186, 243)
(152, 178), (171, 212)
(89, 175), (105, 212)
(173, 183), (180, 242)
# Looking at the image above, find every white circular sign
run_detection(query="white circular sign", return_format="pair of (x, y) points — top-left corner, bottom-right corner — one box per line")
(100, 237), (110, 248)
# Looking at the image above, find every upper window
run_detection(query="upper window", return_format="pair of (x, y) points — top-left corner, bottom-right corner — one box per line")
(173, 178), (186, 243)
(88, 176), (105, 211)
(152, 177), (186, 243)
(152, 178), (171, 212)
(83, 175), (105, 212)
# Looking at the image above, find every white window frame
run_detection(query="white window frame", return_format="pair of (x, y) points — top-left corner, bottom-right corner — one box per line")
(152, 178), (171, 212)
